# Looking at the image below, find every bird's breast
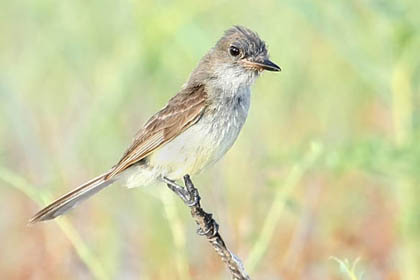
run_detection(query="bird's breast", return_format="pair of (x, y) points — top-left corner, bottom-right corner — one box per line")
(148, 87), (251, 179)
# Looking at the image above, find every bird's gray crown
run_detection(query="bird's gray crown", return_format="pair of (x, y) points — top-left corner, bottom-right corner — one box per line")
(216, 25), (267, 58)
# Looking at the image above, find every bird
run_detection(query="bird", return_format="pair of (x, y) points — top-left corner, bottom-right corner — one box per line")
(29, 25), (281, 223)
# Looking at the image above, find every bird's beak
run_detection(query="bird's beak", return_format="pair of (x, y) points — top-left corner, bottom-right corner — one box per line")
(253, 59), (281, 72)
(244, 58), (281, 72)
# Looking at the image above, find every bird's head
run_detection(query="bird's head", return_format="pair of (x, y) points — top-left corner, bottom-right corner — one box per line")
(214, 25), (281, 74)
(187, 26), (280, 91)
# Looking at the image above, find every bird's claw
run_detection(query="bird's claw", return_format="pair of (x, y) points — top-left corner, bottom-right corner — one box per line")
(164, 175), (200, 207)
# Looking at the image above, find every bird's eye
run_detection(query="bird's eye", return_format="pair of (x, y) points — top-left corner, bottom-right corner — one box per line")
(229, 46), (240, 57)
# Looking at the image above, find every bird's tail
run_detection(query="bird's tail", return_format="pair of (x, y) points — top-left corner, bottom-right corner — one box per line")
(29, 171), (116, 224)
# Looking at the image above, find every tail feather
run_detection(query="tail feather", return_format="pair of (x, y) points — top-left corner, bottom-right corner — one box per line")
(29, 171), (115, 224)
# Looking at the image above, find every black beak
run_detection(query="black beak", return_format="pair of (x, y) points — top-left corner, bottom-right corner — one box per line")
(258, 59), (281, 72)
(244, 58), (282, 72)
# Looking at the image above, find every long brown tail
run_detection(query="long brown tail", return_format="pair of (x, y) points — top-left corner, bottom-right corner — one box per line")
(29, 171), (116, 224)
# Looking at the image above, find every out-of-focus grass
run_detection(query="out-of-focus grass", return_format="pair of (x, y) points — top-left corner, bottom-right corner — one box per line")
(0, 167), (109, 280)
(330, 257), (363, 280)
(247, 142), (323, 273)
(160, 190), (190, 280)
(1, 0), (419, 279)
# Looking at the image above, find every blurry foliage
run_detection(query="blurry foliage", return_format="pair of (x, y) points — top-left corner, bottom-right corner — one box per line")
(330, 257), (363, 280)
(0, 0), (419, 279)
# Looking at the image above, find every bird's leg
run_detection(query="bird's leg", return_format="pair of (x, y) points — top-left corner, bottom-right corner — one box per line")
(183, 175), (200, 207)
(162, 176), (188, 201)
(162, 176), (199, 206)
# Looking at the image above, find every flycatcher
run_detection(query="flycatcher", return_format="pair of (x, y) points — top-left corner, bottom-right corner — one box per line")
(30, 25), (281, 223)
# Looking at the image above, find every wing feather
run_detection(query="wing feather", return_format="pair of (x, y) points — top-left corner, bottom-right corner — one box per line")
(106, 85), (208, 179)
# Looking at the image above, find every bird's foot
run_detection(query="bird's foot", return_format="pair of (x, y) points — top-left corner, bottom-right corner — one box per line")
(183, 175), (200, 207)
(163, 175), (200, 207)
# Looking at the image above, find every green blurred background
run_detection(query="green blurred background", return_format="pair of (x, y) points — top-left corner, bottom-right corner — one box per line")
(1, 0), (419, 279)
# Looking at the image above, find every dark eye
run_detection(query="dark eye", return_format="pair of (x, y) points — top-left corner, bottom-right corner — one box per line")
(229, 46), (240, 57)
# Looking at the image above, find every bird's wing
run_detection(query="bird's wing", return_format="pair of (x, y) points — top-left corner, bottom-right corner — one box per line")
(105, 85), (208, 179)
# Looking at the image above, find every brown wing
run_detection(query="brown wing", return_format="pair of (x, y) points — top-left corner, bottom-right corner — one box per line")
(105, 85), (208, 179)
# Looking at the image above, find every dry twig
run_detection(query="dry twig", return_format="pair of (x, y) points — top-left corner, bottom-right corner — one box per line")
(164, 175), (250, 280)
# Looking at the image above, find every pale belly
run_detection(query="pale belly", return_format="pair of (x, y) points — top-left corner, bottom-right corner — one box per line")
(123, 89), (251, 187)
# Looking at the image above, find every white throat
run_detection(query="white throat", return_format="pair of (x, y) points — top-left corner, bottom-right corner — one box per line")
(211, 63), (257, 97)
